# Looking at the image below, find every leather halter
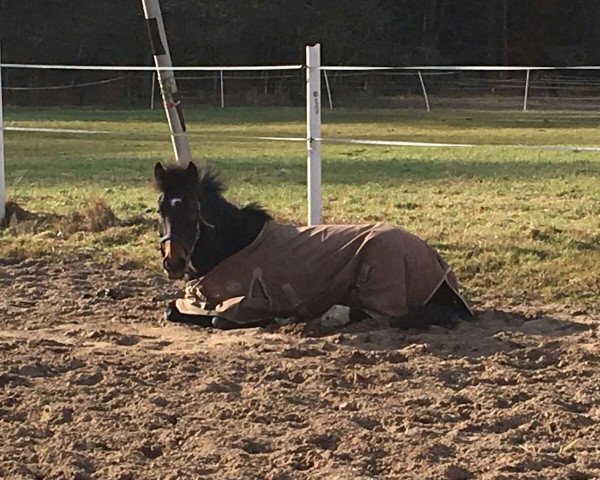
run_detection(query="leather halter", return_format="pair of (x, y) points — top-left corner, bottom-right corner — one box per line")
(158, 197), (207, 257)
(160, 231), (195, 256)
(158, 194), (215, 260)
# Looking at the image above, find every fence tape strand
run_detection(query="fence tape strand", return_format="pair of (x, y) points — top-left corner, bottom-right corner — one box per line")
(4, 76), (128, 91)
(4, 63), (600, 72)
(0, 63), (303, 71)
(5, 125), (600, 151)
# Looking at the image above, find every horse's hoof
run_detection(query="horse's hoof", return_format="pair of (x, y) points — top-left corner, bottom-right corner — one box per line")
(164, 301), (212, 327)
(211, 316), (271, 330)
(211, 316), (239, 330)
(164, 301), (179, 322)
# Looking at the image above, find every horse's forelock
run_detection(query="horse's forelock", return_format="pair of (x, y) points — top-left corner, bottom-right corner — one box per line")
(154, 164), (226, 200)
(154, 166), (199, 195)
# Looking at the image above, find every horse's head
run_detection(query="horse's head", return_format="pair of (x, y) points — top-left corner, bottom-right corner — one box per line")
(154, 161), (205, 280)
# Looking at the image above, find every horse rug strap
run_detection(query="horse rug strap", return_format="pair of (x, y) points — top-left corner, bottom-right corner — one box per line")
(175, 280), (220, 317)
(178, 221), (471, 324)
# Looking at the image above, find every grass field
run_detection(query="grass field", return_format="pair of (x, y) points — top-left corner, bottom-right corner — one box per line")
(1, 107), (599, 313)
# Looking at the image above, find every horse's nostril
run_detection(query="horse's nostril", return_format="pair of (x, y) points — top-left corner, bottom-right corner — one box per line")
(174, 258), (186, 271)
(163, 257), (171, 271)
(163, 256), (187, 273)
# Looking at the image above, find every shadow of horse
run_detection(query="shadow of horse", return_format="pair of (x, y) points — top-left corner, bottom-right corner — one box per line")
(290, 308), (595, 361)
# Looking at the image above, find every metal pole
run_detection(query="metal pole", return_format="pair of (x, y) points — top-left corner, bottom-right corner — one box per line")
(323, 70), (333, 110)
(150, 71), (156, 110)
(0, 44), (5, 223)
(140, 0), (192, 165)
(418, 71), (431, 112)
(306, 44), (322, 226)
(220, 70), (225, 108)
(523, 68), (530, 111)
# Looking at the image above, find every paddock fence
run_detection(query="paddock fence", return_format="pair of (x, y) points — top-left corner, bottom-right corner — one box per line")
(3, 47), (600, 223)
(6, 63), (600, 112)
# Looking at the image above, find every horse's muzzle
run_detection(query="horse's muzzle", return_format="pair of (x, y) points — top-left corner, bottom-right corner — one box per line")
(162, 256), (188, 280)
(161, 236), (190, 280)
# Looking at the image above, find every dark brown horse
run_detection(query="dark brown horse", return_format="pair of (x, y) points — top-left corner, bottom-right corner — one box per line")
(154, 161), (472, 330)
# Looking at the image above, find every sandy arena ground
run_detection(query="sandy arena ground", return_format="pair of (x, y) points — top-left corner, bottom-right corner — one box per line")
(0, 257), (598, 479)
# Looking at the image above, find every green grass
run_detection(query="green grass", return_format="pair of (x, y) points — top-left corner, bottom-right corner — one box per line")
(1, 107), (599, 313)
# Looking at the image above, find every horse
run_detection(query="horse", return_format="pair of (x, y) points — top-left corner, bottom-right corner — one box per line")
(154, 161), (472, 330)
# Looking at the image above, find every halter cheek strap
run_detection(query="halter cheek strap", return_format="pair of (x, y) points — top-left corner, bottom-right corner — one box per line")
(159, 200), (210, 256)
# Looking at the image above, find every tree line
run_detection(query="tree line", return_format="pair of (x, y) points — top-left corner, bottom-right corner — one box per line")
(1, 0), (599, 108)
(1, 0), (599, 67)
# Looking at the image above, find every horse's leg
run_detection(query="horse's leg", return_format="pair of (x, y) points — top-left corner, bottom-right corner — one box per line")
(211, 316), (271, 330)
(349, 308), (369, 323)
(163, 301), (213, 327)
(390, 303), (461, 329)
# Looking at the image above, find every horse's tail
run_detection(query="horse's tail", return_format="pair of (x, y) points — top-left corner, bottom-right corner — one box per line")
(390, 281), (474, 329)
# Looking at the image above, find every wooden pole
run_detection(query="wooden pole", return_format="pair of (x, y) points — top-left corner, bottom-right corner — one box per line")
(140, 0), (192, 165)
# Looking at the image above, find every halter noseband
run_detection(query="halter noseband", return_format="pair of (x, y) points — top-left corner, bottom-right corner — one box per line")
(160, 231), (194, 256)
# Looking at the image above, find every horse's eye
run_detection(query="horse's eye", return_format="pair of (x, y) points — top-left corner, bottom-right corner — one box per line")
(159, 199), (173, 213)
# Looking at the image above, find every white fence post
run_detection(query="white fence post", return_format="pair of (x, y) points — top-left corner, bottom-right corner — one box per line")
(220, 70), (225, 108)
(418, 71), (431, 112)
(306, 44), (322, 226)
(523, 68), (530, 111)
(0, 44), (5, 223)
(150, 72), (156, 110)
(140, 0), (192, 166)
(323, 70), (333, 110)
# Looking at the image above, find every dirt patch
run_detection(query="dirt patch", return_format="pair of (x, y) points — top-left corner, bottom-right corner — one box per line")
(0, 258), (598, 479)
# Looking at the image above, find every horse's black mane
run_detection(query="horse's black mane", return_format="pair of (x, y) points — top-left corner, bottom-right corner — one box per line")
(197, 167), (226, 198)
(241, 202), (273, 222)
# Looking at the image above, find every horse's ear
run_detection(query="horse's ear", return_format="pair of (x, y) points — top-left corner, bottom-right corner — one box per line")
(154, 162), (167, 184)
(186, 161), (198, 178)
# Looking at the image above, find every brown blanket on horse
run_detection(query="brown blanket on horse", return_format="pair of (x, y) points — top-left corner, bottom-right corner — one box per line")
(177, 221), (470, 324)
